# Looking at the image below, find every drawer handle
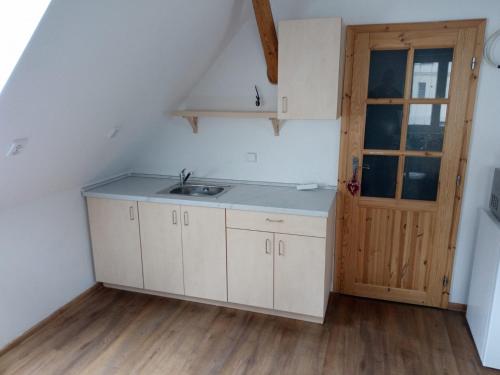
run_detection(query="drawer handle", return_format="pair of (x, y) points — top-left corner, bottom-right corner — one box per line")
(129, 206), (135, 221)
(266, 218), (284, 223)
(172, 210), (178, 225)
(282, 96), (288, 113)
(183, 211), (189, 226)
(265, 239), (272, 254)
(278, 240), (285, 256)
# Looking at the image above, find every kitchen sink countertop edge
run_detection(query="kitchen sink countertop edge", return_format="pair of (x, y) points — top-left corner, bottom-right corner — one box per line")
(82, 173), (336, 218)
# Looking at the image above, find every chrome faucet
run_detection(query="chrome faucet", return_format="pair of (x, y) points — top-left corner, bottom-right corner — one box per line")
(179, 168), (192, 187)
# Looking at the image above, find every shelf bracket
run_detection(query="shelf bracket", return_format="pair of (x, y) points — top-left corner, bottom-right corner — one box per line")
(270, 118), (283, 136)
(182, 116), (198, 134)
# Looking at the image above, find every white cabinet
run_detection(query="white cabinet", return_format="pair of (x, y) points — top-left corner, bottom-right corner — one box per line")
(274, 234), (326, 317)
(138, 202), (184, 295)
(278, 17), (344, 120)
(87, 197), (335, 323)
(87, 198), (143, 289)
(467, 209), (500, 369)
(226, 209), (333, 319)
(227, 229), (274, 309)
(181, 205), (227, 302)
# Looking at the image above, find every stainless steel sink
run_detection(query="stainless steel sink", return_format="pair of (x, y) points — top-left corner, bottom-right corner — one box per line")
(156, 183), (231, 198)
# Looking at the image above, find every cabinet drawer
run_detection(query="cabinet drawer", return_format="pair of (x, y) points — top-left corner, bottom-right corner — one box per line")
(226, 210), (326, 238)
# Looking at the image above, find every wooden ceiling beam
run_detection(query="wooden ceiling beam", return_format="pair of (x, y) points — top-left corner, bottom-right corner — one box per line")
(252, 0), (278, 84)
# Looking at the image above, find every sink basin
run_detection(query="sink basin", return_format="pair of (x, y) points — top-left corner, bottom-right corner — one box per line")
(156, 183), (230, 198)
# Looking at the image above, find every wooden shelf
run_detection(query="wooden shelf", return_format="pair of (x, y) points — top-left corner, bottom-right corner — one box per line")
(171, 110), (284, 136)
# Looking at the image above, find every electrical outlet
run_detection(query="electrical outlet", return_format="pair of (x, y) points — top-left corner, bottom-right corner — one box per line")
(246, 152), (257, 163)
(6, 138), (28, 157)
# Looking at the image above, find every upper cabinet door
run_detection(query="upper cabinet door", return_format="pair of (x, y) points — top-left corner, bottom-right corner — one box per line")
(87, 198), (143, 288)
(181, 206), (227, 302)
(278, 17), (344, 120)
(138, 202), (184, 295)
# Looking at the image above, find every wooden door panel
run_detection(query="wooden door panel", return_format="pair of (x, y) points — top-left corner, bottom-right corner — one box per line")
(338, 20), (485, 308)
(355, 207), (435, 292)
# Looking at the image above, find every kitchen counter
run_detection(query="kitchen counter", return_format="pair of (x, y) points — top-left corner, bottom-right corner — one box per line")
(82, 174), (336, 218)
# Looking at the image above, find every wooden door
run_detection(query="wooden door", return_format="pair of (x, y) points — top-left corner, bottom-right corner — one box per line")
(181, 205), (227, 302)
(87, 198), (143, 288)
(138, 202), (184, 295)
(274, 233), (326, 317)
(278, 18), (343, 120)
(227, 229), (274, 309)
(337, 20), (485, 307)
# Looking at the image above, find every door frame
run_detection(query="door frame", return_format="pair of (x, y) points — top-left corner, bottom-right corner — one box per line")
(335, 19), (486, 308)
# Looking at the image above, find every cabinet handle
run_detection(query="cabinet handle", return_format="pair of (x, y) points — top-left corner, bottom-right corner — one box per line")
(183, 211), (189, 226)
(129, 206), (135, 221)
(282, 96), (288, 113)
(172, 210), (178, 225)
(266, 218), (284, 223)
(278, 240), (284, 256)
(265, 238), (272, 254)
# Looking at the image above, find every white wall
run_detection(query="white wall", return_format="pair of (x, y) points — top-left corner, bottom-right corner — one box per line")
(133, 0), (500, 304)
(0, 188), (94, 349)
(0, 0), (251, 348)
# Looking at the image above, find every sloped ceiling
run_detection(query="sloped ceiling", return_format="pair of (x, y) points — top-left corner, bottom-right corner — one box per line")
(0, 0), (251, 209)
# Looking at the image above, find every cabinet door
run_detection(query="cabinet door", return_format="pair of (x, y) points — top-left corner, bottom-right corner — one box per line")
(87, 198), (143, 288)
(274, 234), (326, 317)
(139, 202), (184, 295)
(227, 229), (273, 309)
(278, 17), (343, 120)
(181, 206), (227, 301)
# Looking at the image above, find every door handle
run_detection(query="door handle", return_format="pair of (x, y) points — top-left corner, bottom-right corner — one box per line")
(129, 206), (135, 221)
(172, 210), (178, 225)
(183, 211), (189, 226)
(278, 240), (284, 256)
(265, 238), (272, 254)
(282, 96), (288, 113)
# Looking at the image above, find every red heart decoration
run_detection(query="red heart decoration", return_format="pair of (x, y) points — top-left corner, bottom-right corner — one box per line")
(347, 178), (360, 196)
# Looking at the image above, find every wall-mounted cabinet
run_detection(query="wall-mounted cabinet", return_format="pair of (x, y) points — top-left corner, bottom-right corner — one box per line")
(278, 17), (344, 120)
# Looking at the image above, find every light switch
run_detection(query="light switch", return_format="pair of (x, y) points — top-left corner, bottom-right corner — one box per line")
(246, 152), (258, 163)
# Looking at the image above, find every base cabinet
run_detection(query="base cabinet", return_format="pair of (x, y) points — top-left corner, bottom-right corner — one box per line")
(274, 234), (326, 317)
(138, 202), (184, 295)
(87, 198), (143, 289)
(87, 197), (334, 323)
(227, 229), (274, 309)
(226, 209), (333, 319)
(181, 206), (227, 302)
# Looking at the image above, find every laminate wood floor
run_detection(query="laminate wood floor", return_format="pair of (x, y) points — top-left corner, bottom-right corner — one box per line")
(1, 286), (498, 375)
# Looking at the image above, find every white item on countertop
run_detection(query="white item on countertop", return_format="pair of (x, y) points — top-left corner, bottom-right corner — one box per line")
(296, 183), (319, 191)
(466, 209), (500, 370)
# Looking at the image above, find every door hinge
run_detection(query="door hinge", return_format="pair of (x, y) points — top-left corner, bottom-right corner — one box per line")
(471, 56), (477, 71)
(442, 275), (449, 288)
(456, 175), (462, 187)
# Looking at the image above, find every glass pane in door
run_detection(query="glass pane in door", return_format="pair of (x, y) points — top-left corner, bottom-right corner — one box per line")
(406, 104), (447, 151)
(364, 105), (403, 150)
(402, 157), (441, 201)
(368, 50), (408, 98)
(412, 48), (454, 99)
(361, 155), (399, 198)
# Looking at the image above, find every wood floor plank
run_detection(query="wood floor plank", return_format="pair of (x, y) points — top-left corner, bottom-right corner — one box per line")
(0, 288), (498, 375)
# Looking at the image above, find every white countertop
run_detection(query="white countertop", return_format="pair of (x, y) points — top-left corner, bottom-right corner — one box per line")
(82, 174), (336, 218)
